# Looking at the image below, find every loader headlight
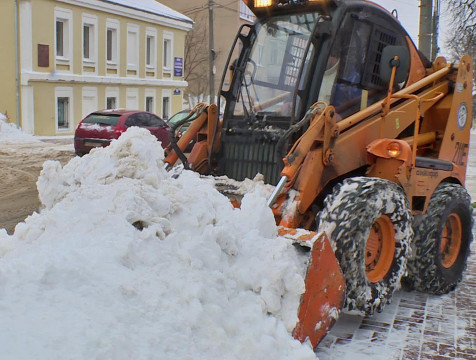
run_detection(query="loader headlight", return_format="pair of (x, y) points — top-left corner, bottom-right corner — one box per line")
(254, 0), (273, 7)
(246, 0), (323, 8)
(386, 142), (402, 158)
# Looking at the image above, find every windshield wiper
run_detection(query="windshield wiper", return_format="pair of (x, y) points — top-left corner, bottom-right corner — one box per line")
(239, 60), (259, 124)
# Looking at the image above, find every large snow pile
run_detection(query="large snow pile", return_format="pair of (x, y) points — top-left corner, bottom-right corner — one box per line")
(0, 128), (316, 359)
(0, 113), (38, 142)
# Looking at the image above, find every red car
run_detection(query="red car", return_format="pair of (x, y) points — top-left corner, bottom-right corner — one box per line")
(74, 109), (171, 156)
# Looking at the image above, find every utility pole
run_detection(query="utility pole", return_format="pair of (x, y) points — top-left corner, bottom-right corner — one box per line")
(208, 0), (215, 104)
(419, 0), (433, 60)
(431, 0), (440, 61)
(419, 0), (439, 61)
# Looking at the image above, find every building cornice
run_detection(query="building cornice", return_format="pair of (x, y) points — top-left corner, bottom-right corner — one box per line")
(21, 71), (188, 88)
(56, 0), (193, 31)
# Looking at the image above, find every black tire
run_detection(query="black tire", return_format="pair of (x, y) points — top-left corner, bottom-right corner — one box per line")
(317, 177), (413, 315)
(404, 183), (473, 294)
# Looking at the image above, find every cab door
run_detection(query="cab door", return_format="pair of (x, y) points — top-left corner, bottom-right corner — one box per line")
(319, 6), (410, 120)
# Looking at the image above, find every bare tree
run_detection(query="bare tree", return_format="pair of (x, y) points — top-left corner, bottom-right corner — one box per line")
(443, 0), (476, 60)
(183, 13), (210, 107)
(444, 0), (476, 32)
(443, 0), (476, 102)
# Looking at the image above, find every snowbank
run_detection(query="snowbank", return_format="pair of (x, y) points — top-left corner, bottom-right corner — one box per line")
(0, 113), (38, 142)
(0, 128), (316, 360)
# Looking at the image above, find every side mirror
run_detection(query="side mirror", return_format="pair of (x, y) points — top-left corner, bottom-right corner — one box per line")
(380, 45), (410, 84)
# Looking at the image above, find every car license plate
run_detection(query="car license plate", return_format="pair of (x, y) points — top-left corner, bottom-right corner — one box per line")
(84, 141), (103, 147)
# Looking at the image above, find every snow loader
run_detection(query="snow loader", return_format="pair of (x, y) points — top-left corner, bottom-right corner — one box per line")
(164, 0), (473, 349)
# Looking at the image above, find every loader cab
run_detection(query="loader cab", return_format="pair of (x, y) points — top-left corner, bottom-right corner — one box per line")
(217, 0), (413, 184)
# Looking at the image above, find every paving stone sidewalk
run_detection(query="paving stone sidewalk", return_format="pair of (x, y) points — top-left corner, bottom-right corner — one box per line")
(315, 225), (475, 360)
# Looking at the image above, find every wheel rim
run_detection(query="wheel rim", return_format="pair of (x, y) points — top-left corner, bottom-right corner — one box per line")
(440, 213), (462, 269)
(365, 215), (396, 283)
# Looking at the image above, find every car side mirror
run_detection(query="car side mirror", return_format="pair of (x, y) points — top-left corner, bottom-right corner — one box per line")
(380, 45), (410, 84)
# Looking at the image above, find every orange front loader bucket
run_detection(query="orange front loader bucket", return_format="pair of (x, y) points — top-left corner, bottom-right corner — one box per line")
(279, 228), (345, 348)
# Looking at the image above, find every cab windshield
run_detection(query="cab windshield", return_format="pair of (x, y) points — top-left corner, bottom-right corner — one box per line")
(234, 13), (321, 119)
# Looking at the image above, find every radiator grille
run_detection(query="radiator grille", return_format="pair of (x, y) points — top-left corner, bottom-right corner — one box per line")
(220, 135), (282, 185)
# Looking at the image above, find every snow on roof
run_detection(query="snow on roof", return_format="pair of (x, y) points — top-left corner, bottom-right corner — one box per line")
(103, 0), (193, 24)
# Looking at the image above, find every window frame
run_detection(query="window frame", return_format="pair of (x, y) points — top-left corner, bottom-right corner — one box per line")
(161, 89), (172, 120)
(106, 97), (117, 109)
(146, 97), (154, 113)
(55, 87), (74, 132)
(55, 7), (73, 70)
(105, 87), (120, 109)
(145, 88), (156, 113)
(83, 25), (90, 59)
(56, 20), (64, 57)
(106, 18), (120, 72)
(145, 27), (158, 76)
(162, 31), (174, 74)
(82, 14), (98, 69)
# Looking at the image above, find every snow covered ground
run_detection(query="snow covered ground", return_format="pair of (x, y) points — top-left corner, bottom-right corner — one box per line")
(0, 115), (474, 359)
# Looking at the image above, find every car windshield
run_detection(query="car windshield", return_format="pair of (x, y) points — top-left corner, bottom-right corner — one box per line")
(234, 13), (321, 118)
(168, 111), (198, 127)
(83, 113), (122, 126)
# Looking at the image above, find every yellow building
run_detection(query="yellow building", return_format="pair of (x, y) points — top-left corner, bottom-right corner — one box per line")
(0, 0), (192, 135)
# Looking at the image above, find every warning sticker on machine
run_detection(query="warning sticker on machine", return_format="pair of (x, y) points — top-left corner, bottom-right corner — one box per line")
(457, 103), (468, 130)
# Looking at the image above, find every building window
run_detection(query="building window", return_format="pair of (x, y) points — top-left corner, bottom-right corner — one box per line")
(146, 97), (154, 112)
(106, 29), (113, 61)
(146, 37), (153, 65)
(82, 14), (97, 66)
(162, 97), (170, 119)
(106, 28), (117, 62)
(106, 19), (120, 70)
(163, 31), (173, 73)
(83, 25), (90, 59)
(56, 87), (73, 132)
(127, 24), (139, 74)
(56, 21), (64, 57)
(107, 97), (116, 109)
(162, 90), (171, 120)
(145, 89), (156, 113)
(145, 28), (157, 75)
(55, 7), (72, 68)
(57, 97), (69, 128)
(106, 87), (120, 109)
(163, 39), (171, 68)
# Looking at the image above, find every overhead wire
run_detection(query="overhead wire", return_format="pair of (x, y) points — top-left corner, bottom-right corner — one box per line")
(182, 0), (240, 16)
